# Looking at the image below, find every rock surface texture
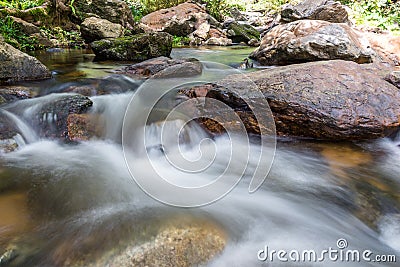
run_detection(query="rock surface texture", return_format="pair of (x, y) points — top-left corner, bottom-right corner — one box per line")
(281, 0), (350, 23)
(115, 57), (202, 78)
(80, 17), (124, 43)
(182, 60), (400, 140)
(250, 20), (372, 65)
(90, 32), (173, 61)
(0, 42), (51, 84)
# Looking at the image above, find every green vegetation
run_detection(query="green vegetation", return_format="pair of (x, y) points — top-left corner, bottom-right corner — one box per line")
(226, 0), (299, 12)
(341, 0), (399, 32)
(0, 0), (44, 10)
(0, 15), (38, 51)
(172, 35), (190, 47)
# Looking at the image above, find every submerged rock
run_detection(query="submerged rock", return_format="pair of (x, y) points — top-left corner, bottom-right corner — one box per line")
(90, 32), (173, 61)
(80, 17), (124, 43)
(281, 0), (350, 23)
(80, 224), (226, 267)
(250, 20), (372, 66)
(115, 56), (202, 78)
(182, 60), (400, 140)
(0, 42), (51, 84)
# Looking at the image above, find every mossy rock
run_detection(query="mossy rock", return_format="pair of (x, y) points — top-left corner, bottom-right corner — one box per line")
(227, 22), (260, 44)
(90, 32), (173, 61)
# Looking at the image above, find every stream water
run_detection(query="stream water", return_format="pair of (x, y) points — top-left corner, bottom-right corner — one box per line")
(0, 47), (399, 266)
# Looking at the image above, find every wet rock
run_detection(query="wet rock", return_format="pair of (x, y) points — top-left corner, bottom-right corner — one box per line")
(115, 57), (202, 79)
(250, 20), (373, 66)
(90, 32), (173, 61)
(226, 22), (260, 45)
(67, 114), (103, 141)
(59, 75), (141, 96)
(0, 42), (51, 84)
(33, 95), (93, 141)
(74, 0), (135, 28)
(82, 224), (226, 267)
(182, 60), (400, 140)
(0, 86), (34, 103)
(80, 17), (124, 43)
(385, 71), (400, 88)
(281, 0), (349, 23)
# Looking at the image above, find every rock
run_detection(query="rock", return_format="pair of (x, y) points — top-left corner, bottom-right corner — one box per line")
(140, 2), (207, 36)
(250, 20), (372, 66)
(9, 16), (40, 34)
(281, 0), (349, 23)
(59, 75), (141, 96)
(82, 224), (226, 267)
(205, 37), (232, 46)
(90, 32), (173, 61)
(0, 42), (51, 84)
(385, 71), (400, 88)
(361, 30), (400, 66)
(32, 95), (93, 141)
(74, 0), (135, 27)
(115, 57), (202, 78)
(80, 17), (124, 43)
(0, 112), (19, 152)
(67, 114), (103, 141)
(226, 22), (260, 44)
(182, 60), (400, 140)
(29, 32), (53, 48)
(0, 86), (33, 103)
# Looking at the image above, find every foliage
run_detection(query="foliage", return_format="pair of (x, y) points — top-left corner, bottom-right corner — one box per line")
(172, 35), (190, 47)
(202, 0), (228, 21)
(225, 0), (299, 13)
(41, 26), (83, 48)
(0, 15), (38, 51)
(341, 0), (400, 32)
(0, 0), (44, 10)
(139, 0), (186, 15)
(124, 0), (144, 22)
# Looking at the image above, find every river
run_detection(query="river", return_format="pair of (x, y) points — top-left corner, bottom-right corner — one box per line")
(0, 47), (399, 266)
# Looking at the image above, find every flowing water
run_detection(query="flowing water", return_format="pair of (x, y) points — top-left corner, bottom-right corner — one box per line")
(0, 48), (399, 266)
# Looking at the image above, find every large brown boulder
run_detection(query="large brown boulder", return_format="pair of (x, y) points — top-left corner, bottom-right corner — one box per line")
(281, 0), (350, 23)
(140, 2), (209, 35)
(0, 42), (51, 84)
(80, 17), (124, 43)
(140, 1), (223, 45)
(182, 60), (400, 140)
(90, 32), (173, 61)
(250, 20), (372, 66)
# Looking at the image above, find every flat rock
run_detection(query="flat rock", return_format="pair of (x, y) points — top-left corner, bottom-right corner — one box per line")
(115, 56), (202, 78)
(182, 60), (400, 140)
(250, 20), (372, 66)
